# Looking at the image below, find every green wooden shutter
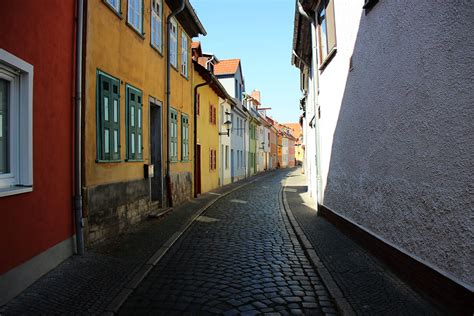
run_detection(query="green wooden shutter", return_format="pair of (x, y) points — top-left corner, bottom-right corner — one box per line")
(127, 85), (143, 160)
(98, 72), (120, 161)
(181, 114), (189, 161)
(111, 79), (120, 160)
(170, 108), (178, 161)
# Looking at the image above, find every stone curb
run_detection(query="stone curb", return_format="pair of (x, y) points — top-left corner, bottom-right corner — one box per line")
(105, 171), (274, 314)
(281, 177), (356, 316)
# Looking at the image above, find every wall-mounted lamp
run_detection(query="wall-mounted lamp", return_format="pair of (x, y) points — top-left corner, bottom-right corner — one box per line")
(219, 111), (232, 136)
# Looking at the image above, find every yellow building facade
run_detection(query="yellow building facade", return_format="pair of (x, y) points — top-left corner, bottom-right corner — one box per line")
(83, 0), (205, 244)
(192, 60), (234, 195)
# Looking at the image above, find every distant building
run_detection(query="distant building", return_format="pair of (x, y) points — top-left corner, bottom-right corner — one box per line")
(284, 123), (303, 166)
(214, 59), (247, 182)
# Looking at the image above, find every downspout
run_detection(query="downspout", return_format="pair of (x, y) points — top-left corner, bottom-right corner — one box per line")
(193, 79), (210, 197)
(297, 0), (314, 21)
(74, 0), (85, 255)
(165, 0), (186, 207)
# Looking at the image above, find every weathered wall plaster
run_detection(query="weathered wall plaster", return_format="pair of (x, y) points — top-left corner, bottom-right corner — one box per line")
(320, 0), (474, 286)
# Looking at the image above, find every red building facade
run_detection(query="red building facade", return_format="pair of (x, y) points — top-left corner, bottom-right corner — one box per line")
(0, 1), (77, 304)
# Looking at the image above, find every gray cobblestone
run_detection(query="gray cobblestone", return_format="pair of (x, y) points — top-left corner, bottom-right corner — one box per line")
(285, 168), (443, 315)
(119, 171), (337, 314)
(0, 174), (268, 315)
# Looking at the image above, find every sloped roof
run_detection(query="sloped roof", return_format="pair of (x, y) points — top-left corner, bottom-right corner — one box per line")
(283, 123), (302, 137)
(166, 0), (206, 37)
(193, 60), (236, 106)
(214, 59), (241, 75)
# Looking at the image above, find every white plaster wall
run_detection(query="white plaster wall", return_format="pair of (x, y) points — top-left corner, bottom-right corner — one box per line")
(219, 98), (232, 186)
(282, 138), (289, 167)
(319, 0), (474, 287)
(316, 0), (363, 196)
(218, 77), (235, 98)
(245, 117), (250, 177)
(230, 108), (246, 181)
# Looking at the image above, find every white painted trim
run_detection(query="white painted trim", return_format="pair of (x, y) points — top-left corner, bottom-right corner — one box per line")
(0, 48), (34, 190)
(0, 186), (32, 198)
(0, 236), (74, 306)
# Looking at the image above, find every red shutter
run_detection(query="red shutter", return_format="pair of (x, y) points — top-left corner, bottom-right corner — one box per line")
(197, 94), (200, 115)
(209, 104), (212, 123)
(213, 150), (216, 169)
(213, 107), (217, 125)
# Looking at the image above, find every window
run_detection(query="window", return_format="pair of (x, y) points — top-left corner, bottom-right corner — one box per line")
(170, 108), (178, 161)
(0, 49), (33, 195)
(128, 0), (143, 33)
(181, 113), (189, 161)
(170, 19), (178, 68)
(151, 0), (162, 51)
(97, 71), (121, 161)
(106, 0), (121, 13)
(209, 149), (216, 171)
(209, 104), (216, 125)
(196, 93), (200, 115)
(181, 32), (188, 77)
(317, 0), (337, 67)
(363, 0), (379, 12)
(126, 85), (143, 160)
(225, 145), (229, 169)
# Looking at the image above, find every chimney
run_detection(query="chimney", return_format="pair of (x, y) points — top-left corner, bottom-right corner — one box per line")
(251, 89), (261, 103)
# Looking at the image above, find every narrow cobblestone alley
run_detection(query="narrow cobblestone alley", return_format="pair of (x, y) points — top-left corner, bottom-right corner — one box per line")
(119, 171), (337, 315)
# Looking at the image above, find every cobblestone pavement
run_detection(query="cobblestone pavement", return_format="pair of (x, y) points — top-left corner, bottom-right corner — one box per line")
(119, 170), (338, 315)
(284, 169), (443, 315)
(0, 174), (268, 315)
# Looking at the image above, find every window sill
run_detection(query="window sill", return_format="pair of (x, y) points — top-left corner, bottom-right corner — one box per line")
(126, 159), (144, 162)
(150, 44), (164, 57)
(180, 159), (192, 163)
(170, 159), (179, 163)
(319, 47), (337, 73)
(171, 64), (179, 72)
(102, 1), (123, 19)
(0, 186), (33, 198)
(96, 159), (123, 163)
(180, 72), (189, 81)
(126, 22), (145, 40)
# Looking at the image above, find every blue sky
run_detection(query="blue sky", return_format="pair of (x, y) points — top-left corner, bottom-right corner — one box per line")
(191, 0), (300, 124)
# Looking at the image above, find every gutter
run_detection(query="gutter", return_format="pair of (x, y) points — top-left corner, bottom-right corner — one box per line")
(193, 80), (211, 197)
(165, 0), (186, 207)
(74, 0), (85, 255)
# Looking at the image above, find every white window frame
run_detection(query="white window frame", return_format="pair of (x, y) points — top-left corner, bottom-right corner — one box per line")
(170, 18), (178, 68)
(181, 32), (188, 77)
(0, 49), (33, 197)
(106, 0), (121, 13)
(128, 0), (143, 34)
(151, 0), (162, 52)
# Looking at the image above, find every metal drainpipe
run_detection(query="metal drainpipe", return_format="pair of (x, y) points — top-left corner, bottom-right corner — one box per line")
(297, 0), (314, 21)
(74, 0), (85, 255)
(165, 0), (186, 207)
(193, 80), (211, 197)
